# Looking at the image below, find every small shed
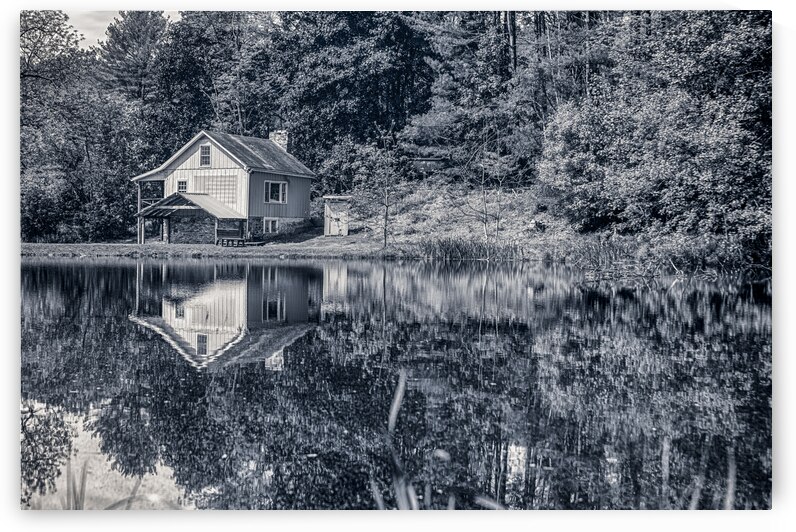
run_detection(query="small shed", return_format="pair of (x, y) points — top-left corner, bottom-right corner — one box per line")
(323, 195), (352, 236)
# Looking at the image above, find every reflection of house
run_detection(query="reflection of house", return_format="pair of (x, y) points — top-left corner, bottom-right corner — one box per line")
(130, 278), (248, 368)
(130, 264), (322, 370)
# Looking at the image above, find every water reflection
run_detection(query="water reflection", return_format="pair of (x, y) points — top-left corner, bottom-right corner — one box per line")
(20, 259), (771, 509)
(129, 264), (322, 370)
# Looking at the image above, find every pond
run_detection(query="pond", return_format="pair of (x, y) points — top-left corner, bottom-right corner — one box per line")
(20, 258), (771, 510)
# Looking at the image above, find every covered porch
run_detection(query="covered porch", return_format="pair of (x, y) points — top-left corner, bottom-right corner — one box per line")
(137, 193), (247, 245)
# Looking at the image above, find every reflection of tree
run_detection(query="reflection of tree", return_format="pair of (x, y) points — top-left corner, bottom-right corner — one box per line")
(84, 397), (160, 477)
(21, 260), (771, 509)
(20, 401), (75, 508)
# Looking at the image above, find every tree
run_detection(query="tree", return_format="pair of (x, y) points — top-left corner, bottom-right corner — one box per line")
(352, 145), (406, 248)
(270, 12), (434, 181)
(20, 11), (81, 84)
(537, 11), (771, 266)
(20, 402), (75, 507)
(96, 11), (169, 102)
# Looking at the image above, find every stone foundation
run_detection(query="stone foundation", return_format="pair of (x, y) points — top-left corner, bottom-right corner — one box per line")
(247, 217), (264, 240)
(170, 213), (216, 244)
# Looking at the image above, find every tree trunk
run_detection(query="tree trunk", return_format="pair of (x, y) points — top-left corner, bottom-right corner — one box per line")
(508, 11), (517, 72)
(383, 205), (389, 248)
(723, 442), (736, 510)
(660, 434), (671, 509)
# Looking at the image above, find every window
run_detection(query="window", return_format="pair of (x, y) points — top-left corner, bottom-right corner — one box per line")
(200, 145), (211, 166)
(265, 181), (287, 204)
(264, 218), (279, 234)
(175, 304), (184, 318)
(197, 334), (208, 356)
(263, 294), (285, 322)
(177, 180), (188, 193)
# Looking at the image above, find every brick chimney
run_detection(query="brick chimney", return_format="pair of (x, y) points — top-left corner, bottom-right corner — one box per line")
(268, 130), (289, 152)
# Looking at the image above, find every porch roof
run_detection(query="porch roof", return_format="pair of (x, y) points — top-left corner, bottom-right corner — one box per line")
(138, 192), (246, 220)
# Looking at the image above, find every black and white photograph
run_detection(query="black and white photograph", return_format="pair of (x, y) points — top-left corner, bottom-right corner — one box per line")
(14, 4), (779, 517)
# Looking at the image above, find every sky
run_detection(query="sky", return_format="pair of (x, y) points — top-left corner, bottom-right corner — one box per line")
(64, 11), (182, 49)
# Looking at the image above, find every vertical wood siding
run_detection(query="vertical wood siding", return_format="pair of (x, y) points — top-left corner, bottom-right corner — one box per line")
(162, 137), (248, 216)
(162, 279), (247, 356)
(248, 171), (312, 219)
(156, 136), (312, 219)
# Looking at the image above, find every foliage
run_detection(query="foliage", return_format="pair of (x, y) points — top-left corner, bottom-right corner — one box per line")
(411, 236), (529, 261)
(537, 12), (771, 266)
(96, 11), (168, 101)
(20, 402), (75, 507)
(350, 145), (409, 247)
(18, 10), (771, 271)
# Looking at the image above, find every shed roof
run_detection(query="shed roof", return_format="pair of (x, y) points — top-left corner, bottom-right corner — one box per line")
(137, 192), (246, 220)
(131, 130), (316, 182)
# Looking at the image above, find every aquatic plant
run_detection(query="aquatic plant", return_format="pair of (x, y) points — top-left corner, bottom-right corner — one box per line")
(411, 237), (528, 262)
(371, 370), (507, 510)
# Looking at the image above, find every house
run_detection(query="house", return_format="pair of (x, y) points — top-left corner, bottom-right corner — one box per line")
(131, 130), (316, 244)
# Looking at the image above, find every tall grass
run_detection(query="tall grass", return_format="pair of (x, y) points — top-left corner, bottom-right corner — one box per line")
(411, 237), (529, 261)
(58, 458), (180, 510)
(61, 459), (89, 510)
(370, 370), (506, 510)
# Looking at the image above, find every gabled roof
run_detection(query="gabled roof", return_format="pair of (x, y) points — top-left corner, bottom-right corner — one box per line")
(208, 323), (314, 372)
(205, 131), (316, 178)
(128, 314), (247, 370)
(129, 316), (312, 371)
(137, 192), (246, 220)
(131, 130), (316, 182)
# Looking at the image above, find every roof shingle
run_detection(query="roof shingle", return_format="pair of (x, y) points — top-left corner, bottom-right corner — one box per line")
(206, 131), (315, 178)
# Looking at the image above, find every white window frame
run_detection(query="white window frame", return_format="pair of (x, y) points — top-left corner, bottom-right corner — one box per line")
(197, 333), (208, 356)
(263, 217), (279, 234)
(199, 144), (211, 167)
(177, 180), (188, 193)
(264, 181), (288, 204)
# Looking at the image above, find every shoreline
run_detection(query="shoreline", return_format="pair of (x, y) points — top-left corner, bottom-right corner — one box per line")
(20, 241), (394, 260)
(19, 240), (770, 285)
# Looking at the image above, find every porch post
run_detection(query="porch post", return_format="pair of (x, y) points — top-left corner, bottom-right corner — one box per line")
(164, 217), (170, 244)
(136, 182), (142, 244)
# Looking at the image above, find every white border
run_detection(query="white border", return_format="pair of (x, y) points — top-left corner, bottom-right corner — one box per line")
(3, 2), (792, 532)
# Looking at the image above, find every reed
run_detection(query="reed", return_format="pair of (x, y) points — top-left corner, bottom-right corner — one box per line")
(59, 460), (180, 510)
(411, 237), (529, 261)
(61, 459), (88, 510)
(370, 369), (506, 510)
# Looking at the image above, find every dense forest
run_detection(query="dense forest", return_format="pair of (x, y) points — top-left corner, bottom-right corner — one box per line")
(20, 11), (771, 271)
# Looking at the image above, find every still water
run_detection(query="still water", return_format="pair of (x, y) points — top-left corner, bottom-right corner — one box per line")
(20, 259), (771, 510)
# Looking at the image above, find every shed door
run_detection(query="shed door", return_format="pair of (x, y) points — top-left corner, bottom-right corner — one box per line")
(325, 201), (349, 236)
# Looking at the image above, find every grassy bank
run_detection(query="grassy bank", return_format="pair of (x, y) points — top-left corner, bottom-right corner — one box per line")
(21, 239), (385, 260)
(22, 182), (769, 281)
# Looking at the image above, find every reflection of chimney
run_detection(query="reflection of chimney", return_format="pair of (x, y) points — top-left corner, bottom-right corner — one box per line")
(269, 130), (289, 152)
